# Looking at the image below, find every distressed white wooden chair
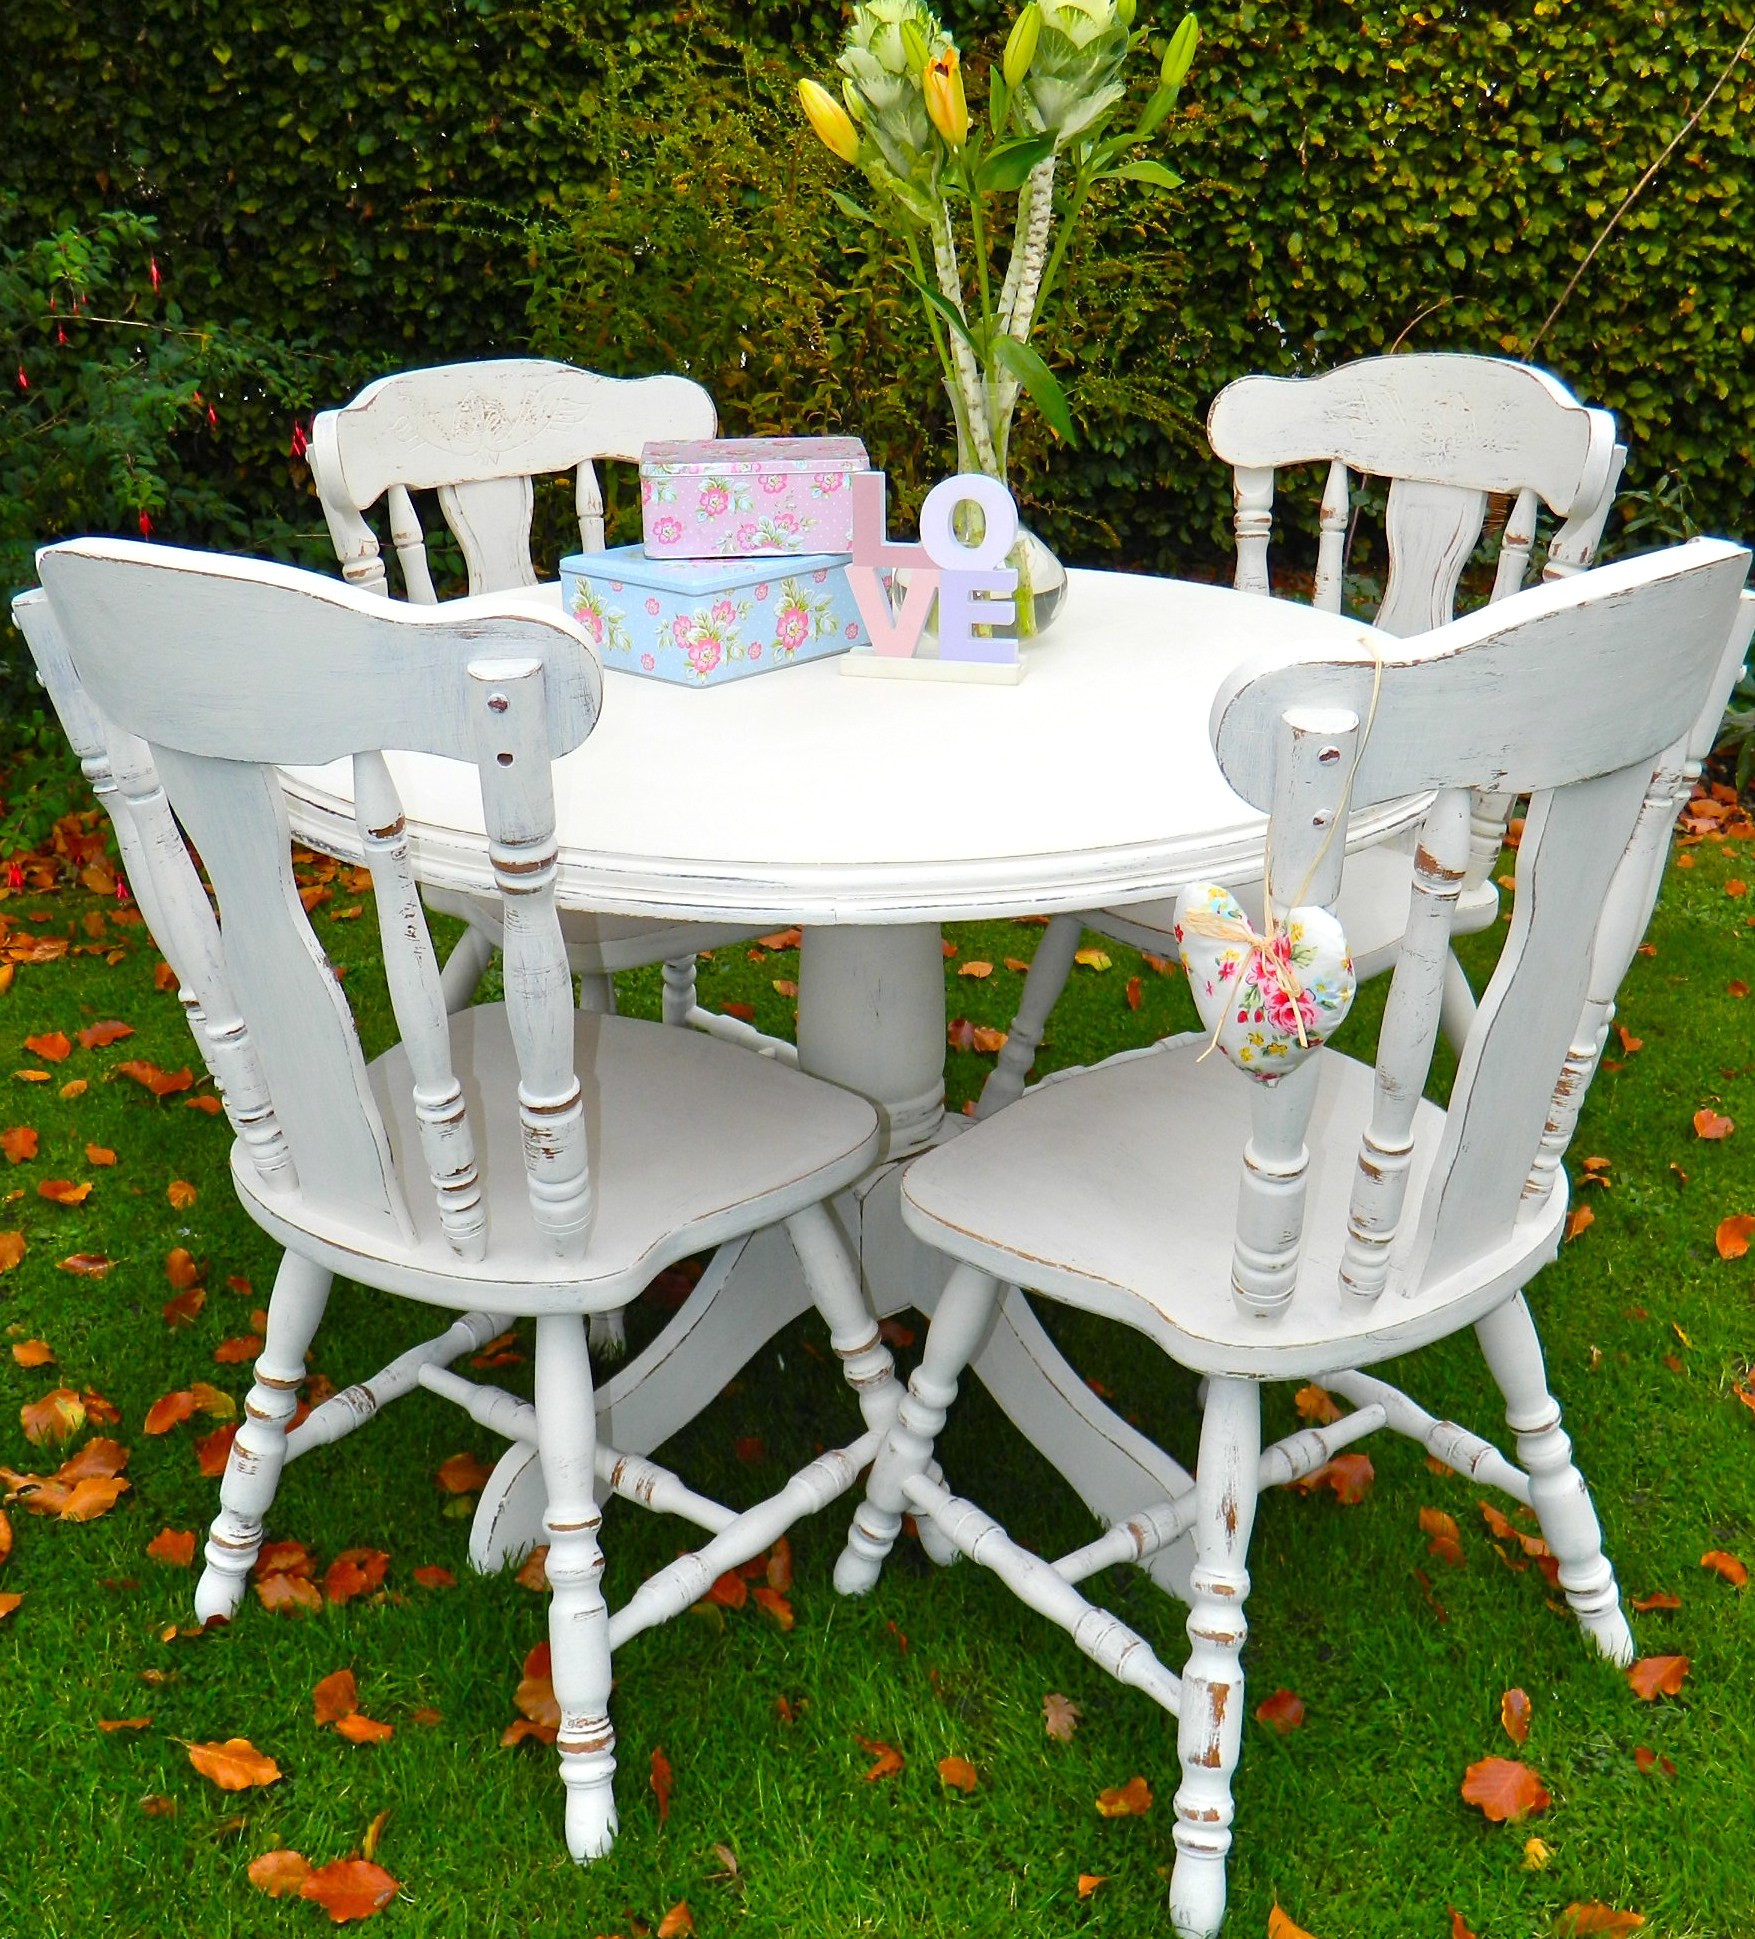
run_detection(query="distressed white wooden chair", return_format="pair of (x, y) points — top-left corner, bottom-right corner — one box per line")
(312, 357), (787, 1356)
(981, 354), (1626, 1118)
(834, 539), (1752, 1939)
(310, 358), (773, 1022)
(25, 538), (903, 1867)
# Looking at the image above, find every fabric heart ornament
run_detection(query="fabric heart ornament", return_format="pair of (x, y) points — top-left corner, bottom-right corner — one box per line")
(1173, 881), (1356, 1082)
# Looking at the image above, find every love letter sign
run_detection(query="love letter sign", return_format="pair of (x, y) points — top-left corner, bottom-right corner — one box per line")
(840, 471), (1023, 682)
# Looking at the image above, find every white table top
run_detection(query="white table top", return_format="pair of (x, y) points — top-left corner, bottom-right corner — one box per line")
(280, 567), (1417, 926)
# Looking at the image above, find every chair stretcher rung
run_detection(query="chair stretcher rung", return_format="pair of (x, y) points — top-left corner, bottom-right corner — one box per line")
(1326, 1369), (1531, 1505)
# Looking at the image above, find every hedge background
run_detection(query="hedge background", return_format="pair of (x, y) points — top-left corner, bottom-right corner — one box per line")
(3, 0), (1752, 591)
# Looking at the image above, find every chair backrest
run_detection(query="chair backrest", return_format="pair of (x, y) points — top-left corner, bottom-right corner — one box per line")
(1205, 537), (1750, 1322)
(310, 358), (718, 602)
(31, 537), (605, 1265)
(1207, 354), (1622, 638)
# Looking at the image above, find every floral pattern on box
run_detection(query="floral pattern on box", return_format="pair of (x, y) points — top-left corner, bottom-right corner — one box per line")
(640, 436), (868, 558)
(560, 547), (865, 688)
(1173, 881), (1356, 1081)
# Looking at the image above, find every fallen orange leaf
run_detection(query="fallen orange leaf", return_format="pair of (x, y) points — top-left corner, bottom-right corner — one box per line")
(938, 1754), (978, 1793)
(1254, 1688), (1305, 1733)
(0, 1591), (20, 1621)
(61, 1475), (130, 1520)
(362, 1809), (391, 1863)
(77, 1020), (134, 1050)
(1557, 1907), (1646, 1936)
(98, 1717), (151, 1732)
(248, 1850), (312, 1898)
(655, 1904), (693, 1939)
(163, 1287), (205, 1328)
(1629, 1589), (1681, 1612)
(435, 1451), (492, 1494)
(23, 1032), (71, 1063)
(1, 1126), (37, 1164)
(138, 1793), (175, 1817)
(10, 1339), (53, 1367)
(1500, 1687), (1532, 1745)
(314, 1669), (358, 1726)
(257, 1572), (322, 1614)
(1094, 1775), (1152, 1817)
(957, 961), (993, 979)
(1077, 1874), (1106, 1899)
(1694, 1107), (1735, 1140)
(1044, 1692), (1082, 1743)
(55, 1436), (128, 1481)
(1715, 1214), (1755, 1259)
(752, 1585), (794, 1630)
(213, 1335), (261, 1365)
(144, 1391), (197, 1436)
(767, 1534), (793, 1593)
(1460, 1756), (1550, 1822)
(705, 1570), (747, 1610)
(857, 1736), (904, 1781)
(1449, 1912), (1480, 1939)
(167, 1179), (197, 1210)
(1626, 1654), (1688, 1701)
(115, 1059), (194, 1096)
(1701, 1549), (1748, 1586)
(37, 1178), (92, 1207)
(0, 1232), (21, 1272)
(0, 1511), (9, 1565)
(1564, 1204), (1594, 1241)
(324, 1548), (389, 1605)
(1293, 1452), (1374, 1503)
(334, 1713), (393, 1745)
(299, 1858), (400, 1923)
(182, 1736), (282, 1790)
(1267, 1907), (1320, 1939)
(515, 1545), (549, 1591)
(21, 1388), (85, 1445)
(413, 1565), (455, 1590)
(164, 1246), (201, 1291)
(57, 1252), (110, 1276)
(85, 1144), (116, 1167)
(651, 1744), (673, 1822)
(1293, 1384), (1342, 1425)
(256, 1539), (316, 1578)
(147, 1528), (196, 1567)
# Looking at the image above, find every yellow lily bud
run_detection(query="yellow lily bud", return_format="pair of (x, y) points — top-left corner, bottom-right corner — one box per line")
(922, 47), (970, 149)
(900, 20), (931, 74)
(799, 78), (862, 164)
(1003, 3), (1042, 88)
(1161, 12), (1198, 90)
(1115, 0), (1136, 23)
(842, 78), (865, 122)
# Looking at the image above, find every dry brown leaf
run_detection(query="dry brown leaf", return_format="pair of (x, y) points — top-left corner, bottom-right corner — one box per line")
(256, 1572), (322, 1614)
(248, 1850), (312, 1898)
(362, 1809), (390, 1863)
(1701, 1549), (1749, 1586)
(1626, 1654), (1688, 1701)
(651, 1744), (673, 1822)
(655, 1904), (693, 1939)
(1501, 1687), (1532, 1746)
(334, 1713), (393, 1745)
(516, 1641), (560, 1731)
(37, 1178), (92, 1207)
(435, 1451), (492, 1494)
(182, 1736), (282, 1790)
(1004, 956), (1032, 973)
(167, 1178), (197, 1210)
(1254, 1688), (1305, 1734)
(1043, 1692), (1082, 1743)
(314, 1669), (359, 1726)
(1556, 1907), (1646, 1936)
(138, 1794), (176, 1818)
(1293, 1384), (1342, 1425)
(21, 1388), (85, 1445)
(147, 1527), (196, 1567)
(10, 1338), (53, 1367)
(1715, 1214), (1755, 1259)
(299, 1858), (400, 1923)
(1094, 1774), (1152, 1817)
(515, 1545), (549, 1591)
(1460, 1756), (1550, 1822)
(24, 1031), (70, 1063)
(1564, 1204), (1594, 1241)
(938, 1754), (978, 1793)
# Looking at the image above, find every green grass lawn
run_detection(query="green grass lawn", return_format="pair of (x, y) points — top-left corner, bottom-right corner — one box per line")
(0, 818), (1751, 1939)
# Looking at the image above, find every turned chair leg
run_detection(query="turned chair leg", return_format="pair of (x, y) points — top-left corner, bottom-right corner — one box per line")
(195, 1250), (332, 1623)
(835, 1260), (1003, 1595)
(976, 912), (1084, 1119)
(786, 1202), (902, 1436)
(537, 1312), (619, 1862)
(439, 923), (496, 1015)
(1170, 1376), (1261, 1939)
(576, 970), (617, 1015)
(1476, 1291), (1634, 1665)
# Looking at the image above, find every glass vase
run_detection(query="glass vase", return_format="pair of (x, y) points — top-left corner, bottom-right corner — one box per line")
(942, 378), (1070, 642)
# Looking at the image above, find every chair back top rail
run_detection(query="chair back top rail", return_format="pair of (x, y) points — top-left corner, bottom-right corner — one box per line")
(1210, 537), (1751, 1303)
(1208, 354), (1619, 640)
(35, 537), (605, 1258)
(309, 359), (717, 600)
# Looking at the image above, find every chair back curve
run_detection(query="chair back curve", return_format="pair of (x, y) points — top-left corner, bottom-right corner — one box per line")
(1207, 353), (1622, 638)
(33, 536), (606, 1265)
(1206, 537), (1750, 1316)
(309, 357), (718, 601)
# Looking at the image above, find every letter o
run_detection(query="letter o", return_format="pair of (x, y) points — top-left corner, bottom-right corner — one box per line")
(920, 473), (1019, 572)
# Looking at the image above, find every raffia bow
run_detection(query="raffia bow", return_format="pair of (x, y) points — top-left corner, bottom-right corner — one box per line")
(1178, 905), (1317, 1057)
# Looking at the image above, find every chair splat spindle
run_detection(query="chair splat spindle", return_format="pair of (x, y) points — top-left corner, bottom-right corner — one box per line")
(576, 459), (606, 554)
(471, 659), (592, 1256)
(1231, 464), (1274, 598)
(355, 751), (487, 1261)
(1311, 458), (1349, 612)
(386, 484), (438, 603)
(1339, 787), (1470, 1303)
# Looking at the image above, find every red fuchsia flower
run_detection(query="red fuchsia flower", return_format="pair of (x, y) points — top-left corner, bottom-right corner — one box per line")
(116, 878), (131, 904)
(289, 419), (309, 459)
(138, 512), (153, 537)
(149, 256), (160, 290)
(6, 861), (23, 890)
(16, 366), (26, 391)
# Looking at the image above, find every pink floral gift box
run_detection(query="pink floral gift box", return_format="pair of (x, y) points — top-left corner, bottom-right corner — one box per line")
(559, 546), (867, 688)
(639, 436), (869, 558)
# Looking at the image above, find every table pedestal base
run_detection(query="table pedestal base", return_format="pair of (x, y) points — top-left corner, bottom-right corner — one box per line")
(468, 1162), (1195, 1602)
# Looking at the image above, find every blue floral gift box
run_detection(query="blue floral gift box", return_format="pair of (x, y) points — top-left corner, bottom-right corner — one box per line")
(559, 545), (867, 687)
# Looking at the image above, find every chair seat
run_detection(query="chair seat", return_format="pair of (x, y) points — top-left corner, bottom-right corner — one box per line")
(903, 1035), (1564, 1380)
(1093, 840), (1499, 981)
(422, 886), (757, 974)
(235, 1005), (879, 1315)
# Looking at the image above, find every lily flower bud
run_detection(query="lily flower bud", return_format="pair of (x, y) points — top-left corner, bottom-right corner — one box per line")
(901, 20), (931, 73)
(1161, 11), (1198, 90)
(799, 78), (863, 164)
(1115, 0), (1135, 24)
(922, 47), (970, 148)
(1003, 3), (1042, 88)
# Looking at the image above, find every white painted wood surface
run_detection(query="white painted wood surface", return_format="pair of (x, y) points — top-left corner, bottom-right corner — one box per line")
(31, 535), (906, 1867)
(845, 540), (1749, 1939)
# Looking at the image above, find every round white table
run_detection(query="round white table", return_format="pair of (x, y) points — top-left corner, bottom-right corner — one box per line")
(281, 568), (1411, 1594)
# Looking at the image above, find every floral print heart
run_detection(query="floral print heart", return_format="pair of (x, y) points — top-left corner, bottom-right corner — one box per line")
(1172, 881), (1356, 1082)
